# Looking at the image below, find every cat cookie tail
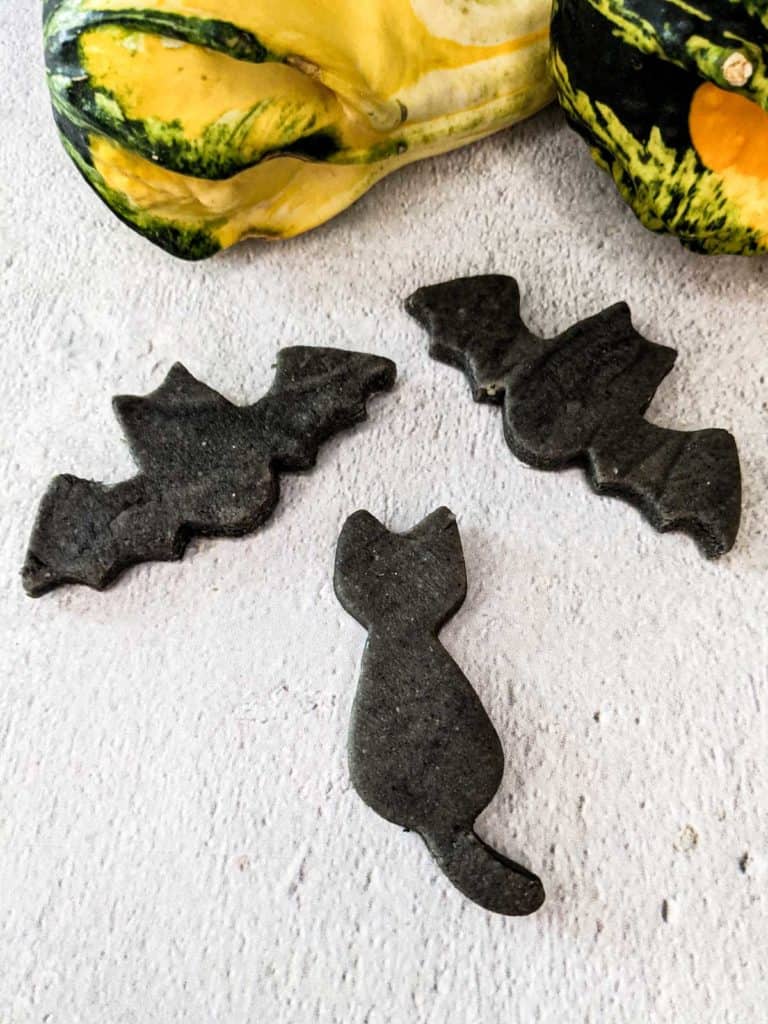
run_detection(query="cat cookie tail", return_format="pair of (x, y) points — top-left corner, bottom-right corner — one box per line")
(424, 826), (545, 917)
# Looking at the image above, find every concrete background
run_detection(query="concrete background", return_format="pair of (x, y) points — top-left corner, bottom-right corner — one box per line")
(2, 5), (767, 1022)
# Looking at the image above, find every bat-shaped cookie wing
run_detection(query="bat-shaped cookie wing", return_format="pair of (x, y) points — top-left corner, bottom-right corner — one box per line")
(22, 350), (396, 596)
(406, 275), (741, 558)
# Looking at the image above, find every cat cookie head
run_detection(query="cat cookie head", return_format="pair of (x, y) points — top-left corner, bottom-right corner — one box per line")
(334, 507), (467, 632)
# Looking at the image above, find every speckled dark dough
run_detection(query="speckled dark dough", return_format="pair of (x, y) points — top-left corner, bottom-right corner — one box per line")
(334, 506), (545, 916)
(406, 275), (741, 558)
(23, 348), (396, 596)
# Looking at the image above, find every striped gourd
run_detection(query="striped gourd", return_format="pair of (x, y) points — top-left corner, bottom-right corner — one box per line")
(45, 0), (553, 258)
(551, 0), (768, 254)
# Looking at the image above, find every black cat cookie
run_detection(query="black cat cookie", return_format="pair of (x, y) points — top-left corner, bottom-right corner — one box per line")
(334, 506), (545, 916)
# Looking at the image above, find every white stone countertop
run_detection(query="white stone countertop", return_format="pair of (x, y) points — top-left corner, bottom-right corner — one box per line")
(2, 5), (767, 1022)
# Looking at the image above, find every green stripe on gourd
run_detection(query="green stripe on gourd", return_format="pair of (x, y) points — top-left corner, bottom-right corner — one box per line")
(731, 0), (768, 31)
(583, 0), (768, 104)
(50, 69), (343, 179)
(45, 7), (313, 179)
(57, 128), (223, 257)
(44, 4), (273, 64)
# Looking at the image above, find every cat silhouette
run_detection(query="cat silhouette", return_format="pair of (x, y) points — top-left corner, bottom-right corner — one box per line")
(334, 506), (544, 916)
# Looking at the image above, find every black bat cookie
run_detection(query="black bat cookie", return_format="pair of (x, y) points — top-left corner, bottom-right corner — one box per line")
(23, 348), (396, 596)
(334, 506), (545, 916)
(406, 274), (741, 558)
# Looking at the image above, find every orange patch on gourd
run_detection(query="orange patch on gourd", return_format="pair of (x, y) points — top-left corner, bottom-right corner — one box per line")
(690, 82), (768, 180)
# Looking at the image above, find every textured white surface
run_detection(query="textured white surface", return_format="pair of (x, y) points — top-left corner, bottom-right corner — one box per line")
(2, 6), (768, 1023)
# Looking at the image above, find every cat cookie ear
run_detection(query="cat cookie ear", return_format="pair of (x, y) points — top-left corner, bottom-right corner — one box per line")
(408, 505), (458, 536)
(337, 509), (387, 552)
(407, 507), (465, 568)
(334, 510), (389, 628)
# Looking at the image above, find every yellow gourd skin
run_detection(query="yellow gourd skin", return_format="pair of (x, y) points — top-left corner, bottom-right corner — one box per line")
(45, 0), (554, 257)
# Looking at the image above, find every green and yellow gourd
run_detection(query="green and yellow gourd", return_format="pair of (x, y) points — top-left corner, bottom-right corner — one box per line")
(551, 0), (768, 254)
(44, 0), (553, 258)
